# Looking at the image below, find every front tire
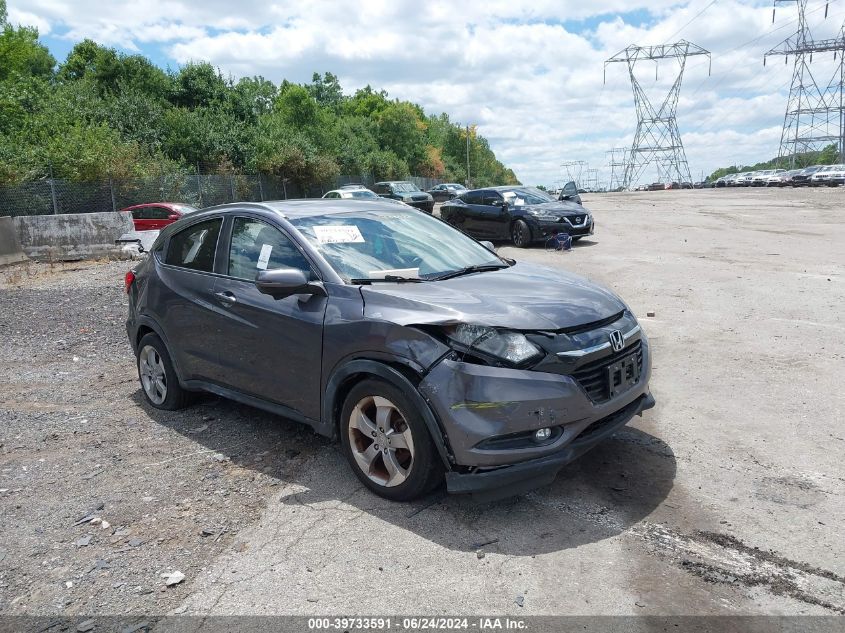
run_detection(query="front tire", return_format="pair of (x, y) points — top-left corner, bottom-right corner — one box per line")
(137, 333), (191, 410)
(340, 379), (442, 501)
(511, 219), (531, 248)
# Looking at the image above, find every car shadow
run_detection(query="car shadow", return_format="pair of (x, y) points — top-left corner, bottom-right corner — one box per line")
(133, 391), (675, 556)
(491, 238), (598, 251)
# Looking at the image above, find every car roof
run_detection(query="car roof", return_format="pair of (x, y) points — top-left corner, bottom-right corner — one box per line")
(189, 198), (408, 220)
(120, 202), (194, 210)
(374, 181), (413, 185)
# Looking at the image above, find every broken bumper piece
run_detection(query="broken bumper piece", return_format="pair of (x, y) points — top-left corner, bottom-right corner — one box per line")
(444, 392), (655, 501)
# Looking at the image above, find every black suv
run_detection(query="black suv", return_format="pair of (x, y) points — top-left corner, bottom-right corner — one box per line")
(373, 181), (435, 213)
(125, 199), (651, 501)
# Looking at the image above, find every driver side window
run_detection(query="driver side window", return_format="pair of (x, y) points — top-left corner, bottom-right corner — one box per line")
(481, 192), (502, 206)
(227, 218), (311, 281)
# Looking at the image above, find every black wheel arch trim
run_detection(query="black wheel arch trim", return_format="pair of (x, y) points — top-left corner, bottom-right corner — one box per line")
(132, 315), (189, 388)
(323, 358), (454, 468)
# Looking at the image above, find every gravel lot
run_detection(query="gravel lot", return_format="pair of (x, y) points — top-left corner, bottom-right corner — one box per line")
(0, 187), (843, 620)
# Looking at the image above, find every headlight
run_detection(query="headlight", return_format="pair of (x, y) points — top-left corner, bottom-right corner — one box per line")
(444, 325), (543, 365)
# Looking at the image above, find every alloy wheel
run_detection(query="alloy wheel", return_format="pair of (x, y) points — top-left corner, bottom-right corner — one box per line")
(347, 395), (415, 487)
(512, 221), (528, 247)
(139, 345), (167, 405)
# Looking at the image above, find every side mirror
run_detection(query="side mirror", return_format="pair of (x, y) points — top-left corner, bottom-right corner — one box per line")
(255, 268), (325, 299)
(479, 240), (495, 251)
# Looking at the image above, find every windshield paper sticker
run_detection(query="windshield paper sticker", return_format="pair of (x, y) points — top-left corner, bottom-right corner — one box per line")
(314, 225), (365, 244)
(256, 244), (272, 270)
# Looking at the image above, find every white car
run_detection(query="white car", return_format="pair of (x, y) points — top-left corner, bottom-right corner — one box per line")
(323, 185), (412, 205)
(751, 169), (784, 186)
(810, 164), (845, 187)
(322, 185), (381, 200)
(768, 169), (799, 187)
(733, 172), (755, 186)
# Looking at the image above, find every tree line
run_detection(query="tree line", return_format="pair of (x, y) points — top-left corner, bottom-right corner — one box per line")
(0, 2), (519, 190)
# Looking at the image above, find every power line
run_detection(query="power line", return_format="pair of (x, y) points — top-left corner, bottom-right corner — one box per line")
(666, 0), (719, 42)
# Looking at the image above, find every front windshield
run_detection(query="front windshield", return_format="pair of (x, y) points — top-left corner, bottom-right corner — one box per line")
(172, 204), (199, 214)
(500, 187), (554, 206)
(346, 190), (378, 199)
(392, 182), (420, 193)
(291, 209), (503, 282)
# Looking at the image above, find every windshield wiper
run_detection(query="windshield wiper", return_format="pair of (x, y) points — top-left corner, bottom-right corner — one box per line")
(350, 275), (425, 284)
(431, 263), (509, 281)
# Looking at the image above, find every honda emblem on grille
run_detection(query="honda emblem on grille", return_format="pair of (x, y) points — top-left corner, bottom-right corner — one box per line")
(609, 330), (624, 352)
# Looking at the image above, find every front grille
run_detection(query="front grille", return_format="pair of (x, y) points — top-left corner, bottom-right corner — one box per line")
(571, 340), (643, 403)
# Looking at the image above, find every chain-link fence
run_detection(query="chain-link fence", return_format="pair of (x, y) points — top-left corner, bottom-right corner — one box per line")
(0, 173), (443, 217)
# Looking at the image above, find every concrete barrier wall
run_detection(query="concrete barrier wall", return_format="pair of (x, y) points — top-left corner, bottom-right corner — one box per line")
(13, 212), (135, 262)
(0, 216), (30, 266)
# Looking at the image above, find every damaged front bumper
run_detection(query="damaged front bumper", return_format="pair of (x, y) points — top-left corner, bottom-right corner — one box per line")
(444, 392), (654, 500)
(417, 339), (653, 499)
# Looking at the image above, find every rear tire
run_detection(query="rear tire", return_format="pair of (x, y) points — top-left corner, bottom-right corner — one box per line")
(340, 378), (442, 501)
(137, 333), (192, 410)
(511, 219), (531, 248)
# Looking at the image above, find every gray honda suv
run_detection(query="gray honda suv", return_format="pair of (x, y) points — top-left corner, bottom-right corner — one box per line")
(125, 199), (654, 501)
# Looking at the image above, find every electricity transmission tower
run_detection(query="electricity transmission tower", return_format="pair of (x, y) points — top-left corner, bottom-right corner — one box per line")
(605, 40), (710, 188)
(560, 160), (587, 188)
(584, 168), (600, 191)
(764, 1), (845, 166)
(606, 147), (629, 190)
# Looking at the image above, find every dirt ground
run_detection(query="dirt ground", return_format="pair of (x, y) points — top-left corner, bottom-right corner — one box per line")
(0, 187), (843, 620)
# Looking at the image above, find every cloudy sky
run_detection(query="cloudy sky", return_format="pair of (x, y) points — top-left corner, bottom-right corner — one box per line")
(8, 0), (845, 186)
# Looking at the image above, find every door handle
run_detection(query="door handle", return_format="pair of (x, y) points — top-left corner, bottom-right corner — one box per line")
(214, 291), (237, 306)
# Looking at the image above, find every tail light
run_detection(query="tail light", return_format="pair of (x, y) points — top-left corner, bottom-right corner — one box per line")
(124, 270), (136, 294)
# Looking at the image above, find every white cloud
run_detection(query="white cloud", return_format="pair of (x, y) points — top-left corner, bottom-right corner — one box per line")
(9, 0), (845, 185)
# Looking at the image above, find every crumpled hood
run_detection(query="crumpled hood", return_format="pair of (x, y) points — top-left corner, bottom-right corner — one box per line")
(361, 261), (626, 330)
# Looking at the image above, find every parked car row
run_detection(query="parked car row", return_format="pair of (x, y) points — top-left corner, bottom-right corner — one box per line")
(634, 181), (698, 191)
(714, 165), (845, 188)
(119, 180), (597, 252)
(325, 182), (435, 213)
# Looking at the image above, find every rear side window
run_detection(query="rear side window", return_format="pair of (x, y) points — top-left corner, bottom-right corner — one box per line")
(462, 191), (483, 205)
(228, 217), (311, 281)
(148, 207), (173, 220)
(165, 218), (222, 272)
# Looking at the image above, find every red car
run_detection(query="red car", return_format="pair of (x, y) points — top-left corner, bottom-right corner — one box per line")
(120, 202), (199, 231)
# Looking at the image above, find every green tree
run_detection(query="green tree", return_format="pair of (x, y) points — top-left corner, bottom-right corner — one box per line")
(0, 23), (55, 81)
(307, 71), (343, 110)
(171, 62), (227, 109)
(376, 101), (426, 171)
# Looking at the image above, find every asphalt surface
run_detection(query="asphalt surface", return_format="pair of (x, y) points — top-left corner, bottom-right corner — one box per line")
(0, 187), (843, 619)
